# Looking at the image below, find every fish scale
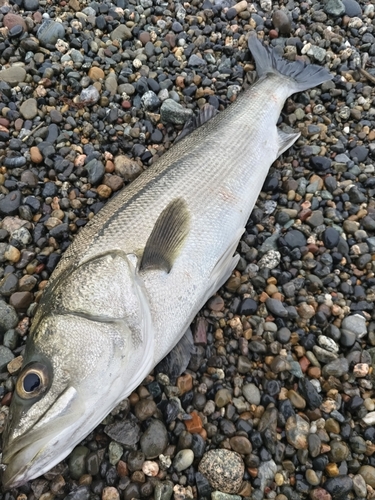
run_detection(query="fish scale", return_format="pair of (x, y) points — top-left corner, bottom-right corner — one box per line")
(1, 36), (332, 489)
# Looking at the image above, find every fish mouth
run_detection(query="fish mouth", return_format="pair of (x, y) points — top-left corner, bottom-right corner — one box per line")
(2, 386), (83, 490)
(2, 435), (52, 489)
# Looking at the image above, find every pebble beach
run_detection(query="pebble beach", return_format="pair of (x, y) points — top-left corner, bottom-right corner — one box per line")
(0, 0), (375, 499)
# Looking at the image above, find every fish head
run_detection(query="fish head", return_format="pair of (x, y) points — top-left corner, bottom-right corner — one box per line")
(2, 252), (154, 489)
(1, 312), (129, 489)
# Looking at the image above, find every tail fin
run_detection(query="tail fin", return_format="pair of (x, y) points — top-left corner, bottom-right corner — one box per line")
(248, 34), (332, 93)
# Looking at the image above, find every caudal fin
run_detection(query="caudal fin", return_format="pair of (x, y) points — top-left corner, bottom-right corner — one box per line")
(248, 34), (332, 94)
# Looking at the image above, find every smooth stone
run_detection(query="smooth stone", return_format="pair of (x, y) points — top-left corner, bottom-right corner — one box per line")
(359, 465), (375, 488)
(37, 19), (65, 46)
(341, 314), (367, 339)
(140, 419), (168, 459)
(0, 191), (21, 216)
(110, 25), (132, 41)
(329, 441), (349, 462)
(215, 388), (232, 408)
(322, 227), (340, 248)
(154, 480), (173, 500)
(243, 383), (261, 405)
(173, 449), (194, 472)
(85, 159), (105, 185)
(284, 230), (306, 249)
(0, 301), (18, 333)
(68, 446), (89, 480)
(266, 298), (288, 317)
(0, 67), (26, 87)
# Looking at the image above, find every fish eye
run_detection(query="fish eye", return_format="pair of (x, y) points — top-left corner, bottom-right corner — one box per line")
(16, 362), (49, 400)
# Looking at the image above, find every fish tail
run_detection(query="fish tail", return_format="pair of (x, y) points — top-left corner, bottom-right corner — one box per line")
(248, 34), (332, 94)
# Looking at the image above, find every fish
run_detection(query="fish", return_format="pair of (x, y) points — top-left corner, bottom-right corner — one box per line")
(1, 35), (332, 489)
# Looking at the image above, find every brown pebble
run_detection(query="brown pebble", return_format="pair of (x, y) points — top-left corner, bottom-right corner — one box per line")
(9, 291), (33, 312)
(310, 488), (332, 500)
(7, 356), (23, 374)
(88, 67), (105, 80)
(116, 460), (128, 477)
(185, 411), (203, 433)
(177, 373), (193, 395)
(207, 295), (225, 311)
(325, 463), (339, 477)
(104, 174), (124, 192)
(3, 13), (28, 31)
(97, 184), (112, 198)
(101, 486), (119, 500)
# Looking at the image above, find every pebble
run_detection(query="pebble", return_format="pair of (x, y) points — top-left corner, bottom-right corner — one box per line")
(140, 419), (168, 459)
(242, 383), (261, 405)
(359, 466), (375, 488)
(285, 415), (309, 449)
(199, 450), (244, 494)
(173, 450), (194, 472)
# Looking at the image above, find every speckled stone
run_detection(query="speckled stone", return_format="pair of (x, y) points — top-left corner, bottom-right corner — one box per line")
(198, 450), (244, 494)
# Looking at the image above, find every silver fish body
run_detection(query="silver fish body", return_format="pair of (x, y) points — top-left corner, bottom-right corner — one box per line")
(2, 36), (332, 488)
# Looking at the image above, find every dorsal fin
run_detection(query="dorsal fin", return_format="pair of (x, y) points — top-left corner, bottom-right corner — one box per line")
(140, 198), (190, 273)
(175, 103), (218, 143)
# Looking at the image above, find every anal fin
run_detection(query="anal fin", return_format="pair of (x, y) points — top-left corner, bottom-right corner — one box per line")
(277, 128), (300, 156)
(140, 198), (190, 273)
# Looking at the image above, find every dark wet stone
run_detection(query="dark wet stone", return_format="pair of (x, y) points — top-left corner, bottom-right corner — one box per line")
(68, 446), (89, 480)
(0, 273), (18, 296)
(324, 0), (345, 16)
(238, 297), (257, 315)
(0, 190), (21, 216)
(127, 450), (145, 471)
(324, 475), (353, 499)
(195, 472), (212, 497)
(266, 298), (288, 317)
(86, 159), (105, 185)
(272, 9), (291, 34)
(298, 378), (322, 410)
(342, 0), (362, 16)
(310, 156), (331, 172)
(37, 19), (65, 46)
(63, 486), (90, 500)
(322, 358), (348, 378)
(23, 0), (39, 9)
(104, 420), (140, 447)
(283, 230), (306, 249)
(349, 145), (368, 162)
(42, 182), (58, 198)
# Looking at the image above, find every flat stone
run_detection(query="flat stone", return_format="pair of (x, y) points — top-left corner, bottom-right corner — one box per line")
(20, 98), (38, 120)
(0, 67), (26, 87)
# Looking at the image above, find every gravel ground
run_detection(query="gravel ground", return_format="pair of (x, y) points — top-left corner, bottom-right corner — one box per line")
(0, 0), (375, 499)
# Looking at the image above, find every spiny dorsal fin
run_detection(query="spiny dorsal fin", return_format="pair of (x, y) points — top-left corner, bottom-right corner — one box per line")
(175, 103), (218, 143)
(140, 197), (190, 273)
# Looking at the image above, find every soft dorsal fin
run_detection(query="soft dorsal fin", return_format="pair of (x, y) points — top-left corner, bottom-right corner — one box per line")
(140, 198), (190, 273)
(175, 103), (218, 143)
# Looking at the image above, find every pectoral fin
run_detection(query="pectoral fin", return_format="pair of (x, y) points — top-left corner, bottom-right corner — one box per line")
(140, 198), (190, 273)
(277, 129), (300, 156)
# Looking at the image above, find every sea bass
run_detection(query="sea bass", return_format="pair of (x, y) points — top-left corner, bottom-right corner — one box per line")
(2, 36), (332, 488)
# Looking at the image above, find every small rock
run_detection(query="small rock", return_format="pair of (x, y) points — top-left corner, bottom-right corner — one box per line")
(173, 449), (194, 472)
(140, 419), (168, 459)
